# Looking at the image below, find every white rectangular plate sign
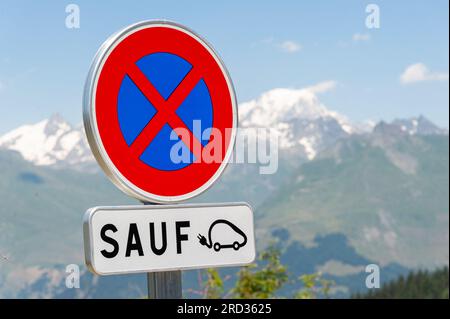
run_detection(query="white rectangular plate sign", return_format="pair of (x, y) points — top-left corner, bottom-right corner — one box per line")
(83, 203), (255, 275)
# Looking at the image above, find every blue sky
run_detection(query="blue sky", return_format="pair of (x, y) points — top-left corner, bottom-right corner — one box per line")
(0, 0), (448, 133)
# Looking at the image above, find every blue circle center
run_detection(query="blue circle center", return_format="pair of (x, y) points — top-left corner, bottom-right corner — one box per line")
(117, 53), (213, 171)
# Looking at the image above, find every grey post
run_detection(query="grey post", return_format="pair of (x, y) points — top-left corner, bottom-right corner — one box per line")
(144, 202), (183, 299)
(147, 271), (182, 299)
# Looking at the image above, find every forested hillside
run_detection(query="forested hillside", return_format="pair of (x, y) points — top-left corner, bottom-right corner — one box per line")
(354, 267), (449, 299)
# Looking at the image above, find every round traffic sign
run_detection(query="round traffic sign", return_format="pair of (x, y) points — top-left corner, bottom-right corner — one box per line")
(83, 21), (237, 203)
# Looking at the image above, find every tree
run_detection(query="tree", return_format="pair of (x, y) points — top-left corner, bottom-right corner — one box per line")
(199, 246), (334, 299)
(353, 266), (449, 299)
(295, 273), (334, 299)
(232, 246), (289, 299)
(203, 268), (224, 299)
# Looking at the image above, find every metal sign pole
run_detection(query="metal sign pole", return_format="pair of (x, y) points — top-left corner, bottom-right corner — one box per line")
(144, 202), (182, 299)
(147, 271), (182, 299)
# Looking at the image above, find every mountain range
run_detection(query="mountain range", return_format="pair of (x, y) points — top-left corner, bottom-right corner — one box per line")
(1, 83), (445, 166)
(0, 114), (94, 170)
(0, 85), (448, 298)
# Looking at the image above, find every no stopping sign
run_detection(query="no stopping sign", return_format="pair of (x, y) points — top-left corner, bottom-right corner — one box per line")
(83, 21), (237, 203)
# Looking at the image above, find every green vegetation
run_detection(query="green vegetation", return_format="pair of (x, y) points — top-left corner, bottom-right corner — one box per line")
(354, 266), (449, 299)
(197, 247), (449, 299)
(197, 247), (334, 299)
(233, 247), (289, 299)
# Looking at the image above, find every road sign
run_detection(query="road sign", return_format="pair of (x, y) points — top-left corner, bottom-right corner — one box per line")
(83, 203), (255, 275)
(83, 20), (237, 203)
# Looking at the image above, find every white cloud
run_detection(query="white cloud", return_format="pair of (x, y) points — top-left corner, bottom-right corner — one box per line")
(279, 40), (302, 53)
(306, 80), (337, 94)
(352, 33), (371, 42)
(256, 38), (302, 54)
(400, 63), (449, 84)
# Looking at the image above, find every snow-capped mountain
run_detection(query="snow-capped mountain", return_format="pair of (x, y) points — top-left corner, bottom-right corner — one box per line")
(0, 114), (93, 168)
(391, 116), (448, 135)
(373, 116), (449, 137)
(0, 82), (356, 168)
(239, 81), (358, 159)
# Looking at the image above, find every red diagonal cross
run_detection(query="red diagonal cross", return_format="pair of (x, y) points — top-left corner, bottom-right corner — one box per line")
(126, 63), (205, 161)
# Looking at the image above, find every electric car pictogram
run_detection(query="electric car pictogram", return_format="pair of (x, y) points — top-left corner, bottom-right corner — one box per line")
(197, 219), (248, 252)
